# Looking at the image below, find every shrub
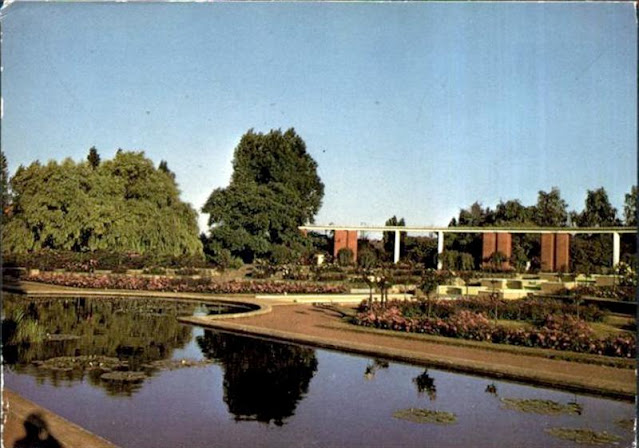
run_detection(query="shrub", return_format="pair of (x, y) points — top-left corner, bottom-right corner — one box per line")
(337, 248), (354, 266)
(354, 302), (632, 358)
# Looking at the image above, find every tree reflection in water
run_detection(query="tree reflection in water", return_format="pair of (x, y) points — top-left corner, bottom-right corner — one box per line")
(196, 330), (318, 426)
(2, 294), (195, 396)
(413, 369), (437, 401)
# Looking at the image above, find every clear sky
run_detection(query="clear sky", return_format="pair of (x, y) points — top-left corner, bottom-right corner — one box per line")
(1, 2), (636, 234)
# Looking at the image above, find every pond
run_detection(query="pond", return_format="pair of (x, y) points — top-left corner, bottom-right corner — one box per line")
(2, 295), (635, 448)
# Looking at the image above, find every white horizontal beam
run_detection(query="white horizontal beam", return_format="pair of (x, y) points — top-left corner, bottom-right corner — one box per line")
(299, 225), (636, 235)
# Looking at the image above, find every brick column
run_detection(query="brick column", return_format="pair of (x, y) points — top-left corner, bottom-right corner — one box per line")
(482, 233), (497, 263)
(333, 230), (358, 262)
(540, 234), (555, 272)
(554, 234), (570, 272)
(333, 230), (348, 258)
(496, 233), (512, 269)
(347, 230), (358, 262)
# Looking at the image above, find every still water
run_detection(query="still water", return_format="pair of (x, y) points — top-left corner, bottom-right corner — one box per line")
(2, 295), (635, 448)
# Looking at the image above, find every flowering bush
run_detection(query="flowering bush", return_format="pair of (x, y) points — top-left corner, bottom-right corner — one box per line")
(354, 304), (634, 358)
(26, 272), (348, 295)
(361, 296), (606, 323)
(564, 285), (635, 302)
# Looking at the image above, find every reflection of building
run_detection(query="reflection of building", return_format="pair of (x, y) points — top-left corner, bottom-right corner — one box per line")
(301, 225), (635, 271)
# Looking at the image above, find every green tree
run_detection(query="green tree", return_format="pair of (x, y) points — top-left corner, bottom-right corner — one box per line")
(336, 248), (354, 266)
(532, 188), (568, 227)
(576, 187), (620, 227)
(623, 186), (637, 226)
(202, 128), (324, 264)
(571, 188), (619, 272)
(1, 151), (11, 224)
(87, 146), (101, 169)
(3, 151), (202, 257)
(494, 200), (533, 225)
(383, 216), (406, 260)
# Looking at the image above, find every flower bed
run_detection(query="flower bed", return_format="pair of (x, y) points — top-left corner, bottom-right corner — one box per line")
(354, 303), (634, 358)
(563, 285), (635, 302)
(369, 296), (606, 323)
(26, 272), (348, 295)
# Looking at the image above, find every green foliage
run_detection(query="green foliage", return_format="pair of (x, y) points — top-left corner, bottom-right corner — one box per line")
(3, 151), (202, 257)
(623, 186), (637, 226)
(202, 129), (323, 264)
(403, 236), (437, 267)
(571, 235), (613, 273)
(337, 248), (354, 266)
(1, 150), (10, 224)
(357, 248), (377, 269)
(158, 160), (176, 180)
(383, 216), (406, 258)
(87, 146), (101, 169)
(576, 187), (620, 227)
(533, 187), (568, 227)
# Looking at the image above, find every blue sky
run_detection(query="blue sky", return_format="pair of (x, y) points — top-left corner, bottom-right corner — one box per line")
(2, 2), (636, 233)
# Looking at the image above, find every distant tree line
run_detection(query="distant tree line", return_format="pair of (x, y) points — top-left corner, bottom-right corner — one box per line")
(444, 187), (636, 273)
(1, 134), (635, 273)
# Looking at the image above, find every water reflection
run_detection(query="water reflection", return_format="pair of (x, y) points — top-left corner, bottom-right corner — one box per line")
(2, 295), (197, 395)
(364, 358), (389, 380)
(196, 330), (318, 426)
(413, 369), (437, 401)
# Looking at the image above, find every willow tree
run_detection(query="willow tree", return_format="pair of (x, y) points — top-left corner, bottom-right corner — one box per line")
(202, 128), (324, 264)
(2, 151), (202, 257)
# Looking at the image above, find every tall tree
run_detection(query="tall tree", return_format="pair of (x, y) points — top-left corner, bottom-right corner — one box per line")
(532, 188), (568, 227)
(87, 146), (101, 169)
(202, 128), (324, 264)
(623, 186), (637, 226)
(577, 187), (620, 227)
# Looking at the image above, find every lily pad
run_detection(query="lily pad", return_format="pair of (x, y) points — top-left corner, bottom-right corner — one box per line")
(501, 398), (582, 415)
(393, 408), (456, 425)
(34, 356), (126, 372)
(100, 371), (148, 382)
(545, 428), (622, 445)
(141, 359), (213, 371)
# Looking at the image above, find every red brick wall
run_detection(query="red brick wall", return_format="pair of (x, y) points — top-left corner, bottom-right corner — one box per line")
(496, 233), (512, 269)
(347, 230), (358, 262)
(333, 230), (348, 258)
(482, 233), (497, 262)
(555, 234), (570, 272)
(540, 234), (555, 272)
(333, 230), (358, 262)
